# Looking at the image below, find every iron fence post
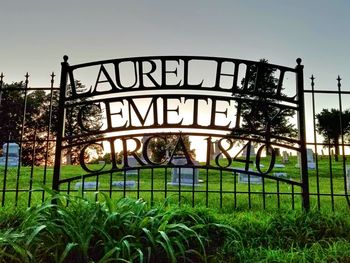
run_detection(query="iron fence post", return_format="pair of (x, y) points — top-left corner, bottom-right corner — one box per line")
(52, 56), (69, 194)
(296, 58), (310, 210)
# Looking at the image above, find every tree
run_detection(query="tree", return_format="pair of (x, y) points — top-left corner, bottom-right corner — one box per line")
(0, 80), (103, 166)
(233, 59), (298, 145)
(316, 108), (350, 161)
(48, 80), (103, 165)
(146, 134), (196, 163)
(0, 82), (50, 165)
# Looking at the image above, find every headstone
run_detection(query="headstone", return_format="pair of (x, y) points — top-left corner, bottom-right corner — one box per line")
(273, 172), (289, 178)
(306, 149), (316, 169)
(275, 148), (281, 157)
(274, 164), (285, 168)
(236, 168), (262, 184)
(346, 166), (350, 190)
(295, 149), (316, 169)
(112, 181), (136, 188)
(241, 144), (256, 157)
(75, 182), (99, 189)
(124, 156), (139, 175)
(211, 140), (221, 160)
(0, 143), (20, 167)
(282, 151), (289, 164)
(169, 156), (200, 186)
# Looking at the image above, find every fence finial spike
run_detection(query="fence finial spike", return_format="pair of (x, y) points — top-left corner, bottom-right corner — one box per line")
(337, 75), (342, 82)
(296, 58), (302, 65)
(63, 55), (69, 63)
(0, 72), (4, 80)
(50, 72), (56, 84)
(310, 75), (315, 89)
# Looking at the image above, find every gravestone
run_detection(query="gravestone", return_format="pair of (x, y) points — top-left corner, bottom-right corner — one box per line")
(241, 145), (256, 157)
(275, 147), (281, 157)
(213, 140), (221, 159)
(282, 151), (289, 164)
(169, 156), (200, 186)
(75, 182), (99, 189)
(306, 149), (316, 169)
(236, 168), (262, 184)
(112, 181), (136, 188)
(274, 163), (285, 168)
(124, 156), (139, 175)
(295, 149), (316, 169)
(346, 166), (350, 190)
(273, 172), (289, 178)
(0, 143), (20, 167)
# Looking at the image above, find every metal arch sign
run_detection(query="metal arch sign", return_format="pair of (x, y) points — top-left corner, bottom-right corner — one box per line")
(52, 55), (309, 209)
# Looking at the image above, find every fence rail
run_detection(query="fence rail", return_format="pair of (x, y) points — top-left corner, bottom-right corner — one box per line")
(0, 67), (349, 211)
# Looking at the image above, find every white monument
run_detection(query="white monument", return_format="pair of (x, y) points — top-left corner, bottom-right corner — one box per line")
(306, 149), (316, 169)
(169, 156), (200, 186)
(346, 166), (350, 190)
(75, 181), (99, 189)
(0, 143), (20, 167)
(273, 172), (289, 178)
(236, 168), (262, 184)
(241, 144), (256, 157)
(295, 149), (316, 169)
(112, 181), (136, 188)
(124, 156), (139, 175)
(282, 151), (289, 164)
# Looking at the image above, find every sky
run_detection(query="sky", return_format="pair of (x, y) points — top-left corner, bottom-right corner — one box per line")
(1, 0), (350, 160)
(1, 0), (349, 89)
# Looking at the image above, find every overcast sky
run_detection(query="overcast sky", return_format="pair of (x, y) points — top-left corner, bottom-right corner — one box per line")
(1, 0), (349, 91)
(1, 0), (349, 159)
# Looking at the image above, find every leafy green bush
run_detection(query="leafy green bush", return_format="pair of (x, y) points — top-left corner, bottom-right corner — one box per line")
(0, 194), (350, 262)
(0, 194), (237, 262)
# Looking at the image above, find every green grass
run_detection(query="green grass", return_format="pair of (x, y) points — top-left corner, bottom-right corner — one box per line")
(0, 194), (349, 262)
(0, 155), (349, 211)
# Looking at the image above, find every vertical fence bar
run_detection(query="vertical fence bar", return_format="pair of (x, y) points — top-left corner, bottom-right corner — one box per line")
(53, 56), (69, 197)
(28, 126), (37, 207)
(0, 73), (4, 105)
(151, 168), (154, 205)
(137, 168), (140, 200)
(277, 180), (280, 209)
(296, 58), (310, 210)
(109, 172), (113, 199)
(310, 75), (321, 209)
(262, 177), (266, 209)
(291, 184), (295, 210)
(337, 76), (350, 207)
(15, 73), (29, 206)
(164, 167), (168, 200)
(234, 171), (237, 209)
(192, 167), (195, 207)
(1, 136), (10, 206)
(178, 167), (181, 206)
(42, 73), (55, 202)
(220, 169), (223, 209)
(206, 168), (209, 207)
(327, 141), (335, 211)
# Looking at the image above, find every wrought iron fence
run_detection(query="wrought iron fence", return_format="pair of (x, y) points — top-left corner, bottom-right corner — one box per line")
(0, 57), (349, 211)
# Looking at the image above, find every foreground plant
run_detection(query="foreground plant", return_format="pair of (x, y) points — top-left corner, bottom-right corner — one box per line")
(0, 194), (234, 262)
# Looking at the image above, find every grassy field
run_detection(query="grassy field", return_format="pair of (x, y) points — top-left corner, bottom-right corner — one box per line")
(0, 155), (350, 262)
(0, 155), (349, 211)
(0, 195), (349, 262)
